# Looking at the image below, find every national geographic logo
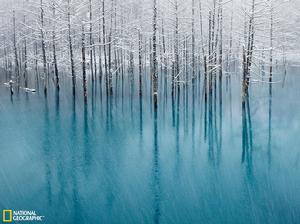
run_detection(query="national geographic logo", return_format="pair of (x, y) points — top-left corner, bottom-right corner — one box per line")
(2, 210), (44, 223)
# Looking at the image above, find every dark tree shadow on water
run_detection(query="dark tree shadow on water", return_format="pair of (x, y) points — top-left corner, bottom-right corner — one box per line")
(54, 90), (68, 217)
(267, 81), (272, 167)
(83, 103), (92, 175)
(139, 89), (143, 149)
(42, 94), (53, 207)
(152, 106), (161, 224)
(241, 94), (253, 179)
(69, 96), (83, 224)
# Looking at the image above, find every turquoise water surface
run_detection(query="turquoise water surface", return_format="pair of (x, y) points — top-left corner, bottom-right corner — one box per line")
(0, 69), (300, 224)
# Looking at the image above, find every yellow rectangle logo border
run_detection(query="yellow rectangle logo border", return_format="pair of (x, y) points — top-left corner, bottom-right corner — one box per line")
(2, 210), (12, 222)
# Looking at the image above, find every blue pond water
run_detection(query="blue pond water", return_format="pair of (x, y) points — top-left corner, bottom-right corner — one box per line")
(0, 69), (300, 224)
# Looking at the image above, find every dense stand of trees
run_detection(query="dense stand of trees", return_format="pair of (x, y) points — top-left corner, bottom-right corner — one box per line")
(0, 0), (296, 104)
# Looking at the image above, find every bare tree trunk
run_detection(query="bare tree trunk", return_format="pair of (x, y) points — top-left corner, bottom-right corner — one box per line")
(102, 0), (109, 95)
(98, 2), (103, 84)
(108, 1), (114, 98)
(138, 30), (143, 97)
(191, 0), (195, 83)
(108, 31), (113, 95)
(199, 0), (205, 59)
(218, 0), (223, 78)
(23, 15), (28, 88)
(40, 0), (48, 95)
(243, 0), (255, 97)
(269, 1), (273, 84)
(208, 11), (212, 93)
(113, 0), (118, 76)
(211, 0), (216, 70)
(226, 6), (233, 88)
(93, 46), (97, 79)
(12, 11), (20, 84)
(247, 0), (255, 77)
(82, 24), (87, 102)
(3, 37), (9, 80)
(67, 0), (76, 96)
(242, 46), (248, 96)
(152, 0), (158, 110)
(34, 42), (39, 89)
(218, 0), (223, 152)
(89, 0), (94, 83)
(174, 0), (179, 87)
(52, 4), (59, 90)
